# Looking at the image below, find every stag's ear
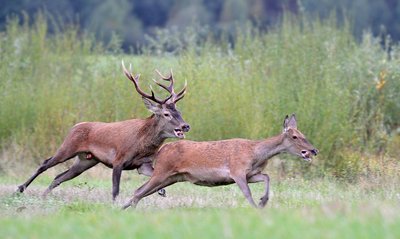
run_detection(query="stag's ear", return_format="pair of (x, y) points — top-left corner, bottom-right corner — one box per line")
(142, 97), (161, 113)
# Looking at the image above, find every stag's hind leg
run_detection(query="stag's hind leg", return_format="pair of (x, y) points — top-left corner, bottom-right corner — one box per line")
(42, 154), (98, 196)
(16, 148), (79, 193)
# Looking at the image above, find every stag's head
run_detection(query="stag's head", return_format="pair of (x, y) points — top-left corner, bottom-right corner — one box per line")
(282, 114), (318, 162)
(122, 61), (190, 139)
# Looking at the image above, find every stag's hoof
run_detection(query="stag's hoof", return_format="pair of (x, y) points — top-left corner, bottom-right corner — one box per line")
(16, 185), (25, 193)
(158, 188), (166, 197)
(41, 190), (50, 199)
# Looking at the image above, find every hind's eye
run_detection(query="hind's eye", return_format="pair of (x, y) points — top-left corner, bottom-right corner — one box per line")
(164, 113), (170, 117)
(292, 136), (298, 139)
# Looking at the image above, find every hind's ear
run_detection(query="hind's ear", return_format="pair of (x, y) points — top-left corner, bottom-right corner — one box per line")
(283, 115), (290, 132)
(142, 97), (161, 114)
(283, 114), (297, 132)
(287, 114), (297, 129)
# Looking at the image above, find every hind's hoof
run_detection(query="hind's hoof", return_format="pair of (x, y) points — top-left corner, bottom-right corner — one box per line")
(158, 188), (166, 197)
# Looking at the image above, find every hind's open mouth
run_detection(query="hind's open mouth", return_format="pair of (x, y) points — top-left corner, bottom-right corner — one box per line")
(174, 128), (185, 139)
(301, 151), (312, 162)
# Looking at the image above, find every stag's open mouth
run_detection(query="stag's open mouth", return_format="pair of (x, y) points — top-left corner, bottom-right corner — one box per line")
(302, 156), (312, 162)
(174, 128), (185, 139)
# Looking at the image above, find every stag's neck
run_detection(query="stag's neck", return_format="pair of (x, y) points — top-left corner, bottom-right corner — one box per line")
(255, 134), (287, 161)
(138, 114), (166, 148)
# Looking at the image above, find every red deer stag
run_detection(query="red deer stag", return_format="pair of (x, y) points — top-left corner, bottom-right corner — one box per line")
(123, 114), (317, 209)
(17, 61), (190, 201)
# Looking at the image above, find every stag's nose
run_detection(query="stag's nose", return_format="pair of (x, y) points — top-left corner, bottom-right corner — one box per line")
(182, 124), (190, 132)
(311, 149), (318, 156)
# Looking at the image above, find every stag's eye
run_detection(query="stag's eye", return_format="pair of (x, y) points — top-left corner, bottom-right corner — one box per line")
(292, 136), (298, 139)
(163, 113), (171, 117)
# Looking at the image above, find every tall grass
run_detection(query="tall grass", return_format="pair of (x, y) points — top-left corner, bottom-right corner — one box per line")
(0, 13), (399, 179)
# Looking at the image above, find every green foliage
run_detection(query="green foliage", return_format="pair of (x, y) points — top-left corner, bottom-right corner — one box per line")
(2, 0), (400, 48)
(0, 13), (399, 178)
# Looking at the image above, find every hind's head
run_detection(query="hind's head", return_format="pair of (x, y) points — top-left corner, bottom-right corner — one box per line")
(281, 114), (318, 162)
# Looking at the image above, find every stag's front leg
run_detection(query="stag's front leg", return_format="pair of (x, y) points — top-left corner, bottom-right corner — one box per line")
(248, 173), (270, 208)
(112, 164), (123, 201)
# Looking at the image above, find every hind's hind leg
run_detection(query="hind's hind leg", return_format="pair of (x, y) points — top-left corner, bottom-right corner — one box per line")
(43, 154), (98, 196)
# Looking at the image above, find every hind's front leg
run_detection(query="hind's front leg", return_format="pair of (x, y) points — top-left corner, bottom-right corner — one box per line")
(137, 162), (154, 176)
(137, 162), (166, 197)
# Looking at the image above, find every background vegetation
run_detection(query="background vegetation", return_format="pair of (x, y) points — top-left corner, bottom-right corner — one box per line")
(1, 0), (400, 50)
(0, 13), (399, 180)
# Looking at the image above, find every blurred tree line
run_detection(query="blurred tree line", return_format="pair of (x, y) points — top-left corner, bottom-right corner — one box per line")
(0, 0), (399, 51)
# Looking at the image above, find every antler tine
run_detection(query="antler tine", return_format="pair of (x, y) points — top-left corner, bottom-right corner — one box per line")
(155, 69), (173, 81)
(173, 80), (187, 103)
(154, 69), (175, 94)
(169, 68), (174, 81)
(121, 60), (132, 79)
(154, 79), (175, 94)
(121, 60), (167, 104)
(153, 68), (188, 104)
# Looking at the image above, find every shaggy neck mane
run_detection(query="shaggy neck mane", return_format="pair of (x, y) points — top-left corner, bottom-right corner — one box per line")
(137, 114), (166, 147)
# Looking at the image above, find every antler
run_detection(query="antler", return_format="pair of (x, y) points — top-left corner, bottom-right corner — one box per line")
(122, 61), (172, 104)
(154, 69), (187, 103)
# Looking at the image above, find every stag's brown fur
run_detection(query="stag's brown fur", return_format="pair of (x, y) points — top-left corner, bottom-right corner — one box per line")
(17, 63), (190, 200)
(123, 114), (318, 209)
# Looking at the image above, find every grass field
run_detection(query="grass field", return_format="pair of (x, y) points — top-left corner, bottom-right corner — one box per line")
(1, 170), (400, 239)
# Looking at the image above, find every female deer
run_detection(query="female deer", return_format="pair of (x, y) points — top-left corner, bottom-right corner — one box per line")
(123, 114), (317, 209)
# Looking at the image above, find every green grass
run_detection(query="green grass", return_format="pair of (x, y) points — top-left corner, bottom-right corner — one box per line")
(1, 175), (399, 239)
(2, 207), (399, 239)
